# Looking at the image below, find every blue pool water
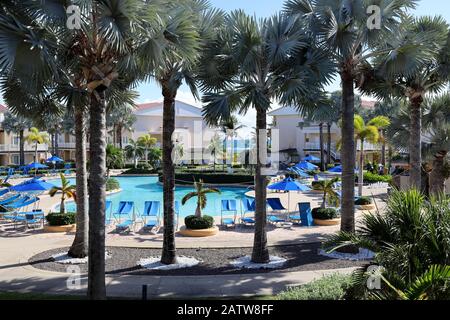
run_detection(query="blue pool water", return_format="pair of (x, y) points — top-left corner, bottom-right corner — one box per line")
(53, 176), (250, 217)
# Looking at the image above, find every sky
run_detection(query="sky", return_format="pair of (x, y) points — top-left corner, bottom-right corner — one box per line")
(1, 0), (450, 135)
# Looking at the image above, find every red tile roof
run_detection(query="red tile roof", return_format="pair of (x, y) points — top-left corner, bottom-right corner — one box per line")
(135, 101), (161, 111)
(361, 100), (376, 109)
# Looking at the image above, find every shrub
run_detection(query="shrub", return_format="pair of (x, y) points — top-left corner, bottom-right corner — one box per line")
(166, 173), (254, 185)
(363, 172), (392, 184)
(276, 274), (352, 300)
(312, 208), (339, 220)
(46, 212), (76, 226)
(355, 197), (372, 205)
(106, 178), (120, 191)
(122, 167), (157, 174)
(184, 215), (215, 230)
(311, 181), (322, 190)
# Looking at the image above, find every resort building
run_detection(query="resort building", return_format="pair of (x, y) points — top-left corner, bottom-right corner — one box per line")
(269, 100), (380, 164)
(0, 100), (216, 166)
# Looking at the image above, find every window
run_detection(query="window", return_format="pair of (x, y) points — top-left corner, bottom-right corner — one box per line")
(11, 135), (20, 145)
(11, 155), (19, 165)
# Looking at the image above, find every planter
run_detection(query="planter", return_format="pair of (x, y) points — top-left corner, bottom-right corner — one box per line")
(313, 218), (341, 226)
(357, 204), (376, 211)
(178, 226), (219, 237)
(44, 224), (76, 233)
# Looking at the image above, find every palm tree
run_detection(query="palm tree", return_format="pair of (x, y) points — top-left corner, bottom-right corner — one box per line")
(149, 1), (223, 266)
(181, 180), (221, 217)
(106, 144), (124, 179)
(313, 177), (340, 209)
(285, 0), (416, 237)
(49, 173), (76, 214)
(207, 133), (223, 172)
(1, 112), (31, 165)
(200, 12), (333, 263)
(358, 15), (450, 190)
(137, 134), (157, 163)
(220, 115), (245, 173)
(106, 97), (137, 149)
(354, 115), (390, 196)
(124, 139), (144, 168)
(25, 127), (49, 163)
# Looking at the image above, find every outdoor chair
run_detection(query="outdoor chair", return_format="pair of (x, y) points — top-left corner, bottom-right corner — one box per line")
(240, 198), (256, 226)
(113, 201), (135, 233)
(141, 201), (161, 231)
(289, 202), (314, 226)
(220, 199), (237, 228)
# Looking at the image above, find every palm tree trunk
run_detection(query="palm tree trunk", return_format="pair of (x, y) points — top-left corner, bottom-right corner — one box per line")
(161, 87), (177, 265)
(87, 91), (107, 300)
(251, 108), (269, 264)
(327, 123), (331, 166)
(340, 70), (356, 234)
(195, 204), (202, 218)
(409, 96), (423, 190)
(60, 196), (65, 214)
(319, 123), (325, 171)
(55, 132), (59, 156)
(34, 143), (38, 163)
(51, 134), (55, 155)
(429, 150), (447, 196)
(68, 106), (88, 259)
(358, 139), (364, 197)
(381, 129), (386, 169)
(19, 130), (25, 166)
(117, 125), (123, 149)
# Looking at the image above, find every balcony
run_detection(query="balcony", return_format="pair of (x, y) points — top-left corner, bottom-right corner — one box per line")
(0, 144), (49, 152)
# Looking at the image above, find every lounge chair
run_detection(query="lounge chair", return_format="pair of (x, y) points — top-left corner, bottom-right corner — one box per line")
(266, 198), (288, 225)
(0, 189), (9, 198)
(105, 201), (113, 226)
(10, 210), (44, 229)
(64, 164), (72, 175)
(113, 201), (135, 232)
(289, 202), (314, 226)
(141, 201), (160, 231)
(0, 194), (22, 206)
(5, 196), (39, 210)
(240, 198), (256, 225)
(221, 199), (237, 228)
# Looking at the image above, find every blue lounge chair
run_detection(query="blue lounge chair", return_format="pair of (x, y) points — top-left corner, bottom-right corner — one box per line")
(6, 197), (39, 211)
(64, 164), (71, 175)
(221, 199), (237, 227)
(113, 201), (135, 232)
(241, 198), (256, 225)
(289, 202), (314, 226)
(141, 201), (160, 230)
(0, 189), (9, 198)
(105, 201), (113, 226)
(266, 198), (288, 225)
(0, 194), (21, 206)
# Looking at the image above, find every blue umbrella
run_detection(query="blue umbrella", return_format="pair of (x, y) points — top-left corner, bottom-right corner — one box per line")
(268, 177), (311, 212)
(303, 155), (320, 162)
(10, 178), (54, 192)
(26, 162), (49, 169)
(296, 161), (319, 171)
(328, 165), (343, 173)
(46, 155), (64, 163)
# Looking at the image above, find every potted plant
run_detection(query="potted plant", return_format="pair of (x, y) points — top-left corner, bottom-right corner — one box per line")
(179, 179), (221, 237)
(355, 196), (375, 210)
(313, 178), (340, 208)
(311, 208), (340, 226)
(45, 174), (77, 232)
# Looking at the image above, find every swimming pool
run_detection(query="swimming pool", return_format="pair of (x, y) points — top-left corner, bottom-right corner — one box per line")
(54, 176), (250, 217)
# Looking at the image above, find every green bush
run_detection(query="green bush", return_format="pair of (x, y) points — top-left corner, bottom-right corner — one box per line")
(355, 197), (372, 205)
(276, 274), (352, 300)
(311, 181), (322, 190)
(184, 215), (215, 230)
(122, 167), (158, 174)
(106, 178), (120, 191)
(363, 172), (392, 184)
(46, 212), (76, 226)
(312, 208), (339, 220)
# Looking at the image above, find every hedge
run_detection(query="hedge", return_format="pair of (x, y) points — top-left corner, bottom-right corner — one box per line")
(312, 208), (339, 220)
(363, 172), (393, 184)
(122, 168), (158, 174)
(276, 274), (353, 300)
(106, 178), (120, 191)
(46, 212), (76, 226)
(163, 173), (254, 185)
(185, 215), (215, 229)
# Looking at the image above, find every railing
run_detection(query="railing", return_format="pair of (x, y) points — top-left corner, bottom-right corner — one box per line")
(0, 144), (49, 152)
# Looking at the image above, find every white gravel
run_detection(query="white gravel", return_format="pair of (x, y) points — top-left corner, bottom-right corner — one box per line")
(230, 256), (287, 269)
(52, 251), (111, 264)
(318, 248), (375, 261)
(138, 256), (201, 270)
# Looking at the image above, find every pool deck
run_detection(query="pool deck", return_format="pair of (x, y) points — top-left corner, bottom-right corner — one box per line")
(0, 177), (387, 298)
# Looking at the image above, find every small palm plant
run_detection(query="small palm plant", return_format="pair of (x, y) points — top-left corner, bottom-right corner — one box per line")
(49, 174), (76, 214)
(25, 127), (49, 163)
(181, 179), (221, 217)
(313, 178), (340, 208)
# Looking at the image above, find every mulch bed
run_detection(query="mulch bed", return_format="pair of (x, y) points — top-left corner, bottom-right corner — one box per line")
(29, 242), (368, 276)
